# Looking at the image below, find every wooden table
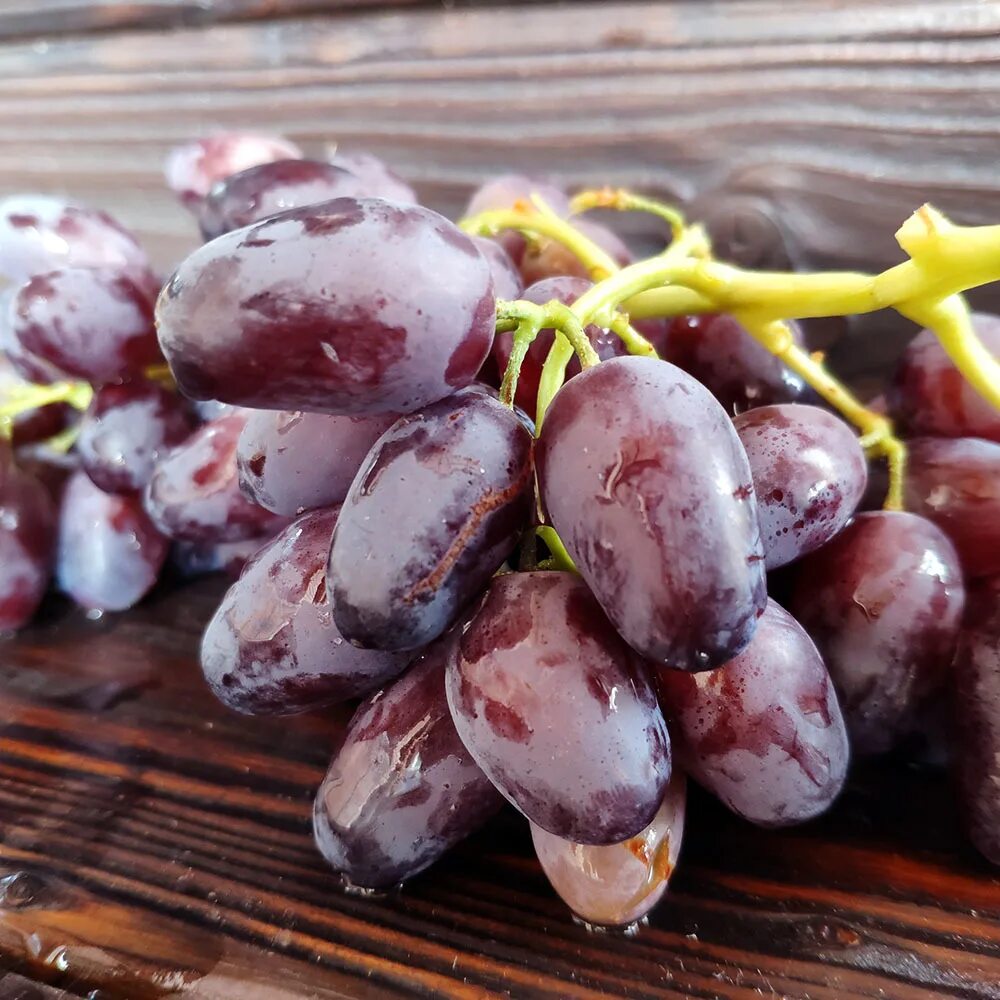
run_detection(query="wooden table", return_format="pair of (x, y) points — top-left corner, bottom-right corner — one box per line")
(3, 1), (1000, 996)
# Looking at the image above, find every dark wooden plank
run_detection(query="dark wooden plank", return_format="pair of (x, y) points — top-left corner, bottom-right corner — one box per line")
(2, 581), (1000, 999)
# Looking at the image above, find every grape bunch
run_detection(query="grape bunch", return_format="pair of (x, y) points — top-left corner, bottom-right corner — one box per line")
(2, 132), (1000, 932)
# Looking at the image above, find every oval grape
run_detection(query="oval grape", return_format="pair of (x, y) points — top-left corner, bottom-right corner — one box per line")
(0, 468), (56, 631)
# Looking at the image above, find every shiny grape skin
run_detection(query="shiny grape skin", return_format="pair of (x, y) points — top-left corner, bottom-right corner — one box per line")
(445, 571), (672, 845)
(470, 237), (523, 301)
(11, 268), (161, 384)
(313, 637), (504, 888)
(492, 277), (627, 414)
(903, 437), (1000, 579)
(329, 385), (534, 651)
(536, 356), (767, 671)
(236, 409), (397, 516)
(327, 150), (417, 205)
(889, 315), (1000, 443)
(790, 511), (965, 756)
(201, 507), (412, 715)
(164, 133), (303, 209)
(954, 575), (1000, 864)
(663, 314), (809, 415)
(733, 404), (868, 569)
(77, 378), (195, 495)
(0, 195), (157, 299)
(57, 471), (168, 612)
(144, 412), (287, 543)
(198, 160), (371, 240)
(531, 773), (686, 928)
(0, 468), (56, 631)
(156, 198), (496, 415)
(657, 600), (849, 826)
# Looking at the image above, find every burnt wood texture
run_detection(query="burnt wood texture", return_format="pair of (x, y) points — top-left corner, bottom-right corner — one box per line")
(3, 1), (1000, 996)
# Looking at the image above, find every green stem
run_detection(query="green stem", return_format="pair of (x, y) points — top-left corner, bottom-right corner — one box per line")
(608, 314), (658, 358)
(569, 188), (687, 241)
(499, 314), (543, 408)
(536, 526), (577, 573)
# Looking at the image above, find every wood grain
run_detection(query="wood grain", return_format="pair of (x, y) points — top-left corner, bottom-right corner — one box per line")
(1, 580), (999, 999)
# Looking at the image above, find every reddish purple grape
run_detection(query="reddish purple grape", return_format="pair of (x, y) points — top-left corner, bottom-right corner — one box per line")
(0, 354), (74, 448)
(657, 600), (849, 826)
(531, 773), (686, 928)
(889, 315), (1000, 443)
(790, 511), (965, 756)
(201, 507), (412, 715)
(445, 571), (671, 845)
(734, 404), (867, 569)
(164, 133), (303, 209)
(954, 575), (1000, 864)
(57, 471), (168, 612)
(904, 436), (1000, 579)
(198, 160), (372, 240)
(536, 357), (766, 670)
(77, 378), (195, 495)
(470, 236), (523, 301)
(10, 268), (161, 385)
(328, 150), (417, 204)
(170, 534), (272, 581)
(492, 277), (627, 414)
(0, 196), (157, 300)
(329, 386), (533, 650)
(519, 219), (631, 286)
(144, 412), (286, 543)
(663, 314), (809, 414)
(236, 409), (396, 516)
(0, 467), (56, 630)
(192, 399), (235, 423)
(156, 198), (496, 415)
(313, 636), (503, 888)
(13, 443), (77, 508)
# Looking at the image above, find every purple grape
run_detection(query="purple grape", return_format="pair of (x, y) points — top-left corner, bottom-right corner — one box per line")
(198, 160), (372, 240)
(491, 277), (627, 414)
(164, 133), (303, 209)
(790, 511), (965, 755)
(536, 356), (766, 670)
(192, 399), (235, 423)
(0, 354), (74, 448)
(156, 198), (496, 415)
(236, 409), (397, 516)
(954, 575), (1000, 864)
(0, 467), (56, 631)
(201, 507), (412, 715)
(313, 636), (503, 888)
(904, 436), (1000, 579)
(889, 315), (1000, 443)
(57, 471), (168, 612)
(329, 385), (533, 651)
(519, 219), (632, 286)
(77, 378), (195, 495)
(0, 195), (157, 300)
(531, 773), (686, 928)
(328, 150), (417, 204)
(144, 412), (286, 543)
(445, 571), (671, 845)
(170, 534), (272, 581)
(733, 404), (867, 569)
(657, 599), (849, 826)
(470, 236), (523, 301)
(663, 314), (809, 414)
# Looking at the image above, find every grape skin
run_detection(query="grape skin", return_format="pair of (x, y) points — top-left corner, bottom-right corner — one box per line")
(536, 356), (766, 670)
(313, 636), (503, 888)
(327, 150), (417, 205)
(156, 198), (496, 415)
(236, 409), (397, 517)
(445, 571), (672, 845)
(0, 354), (74, 448)
(470, 237), (523, 302)
(0, 468), (56, 631)
(790, 511), (965, 755)
(903, 436), (1000, 579)
(57, 471), (168, 612)
(201, 507), (412, 715)
(733, 404), (867, 569)
(531, 773), (686, 928)
(657, 600), (849, 826)
(329, 385), (533, 651)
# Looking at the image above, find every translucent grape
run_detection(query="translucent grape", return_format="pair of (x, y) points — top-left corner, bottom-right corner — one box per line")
(328, 150), (417, 204)
(201, 507), (412, 715)
(313, 637), (503, 888)
(445, 571), (671, 845)
(0, 467), (56, 631)
(790, 511), (965, 755)
(733, 404), (867, 569)
(657, 599), (849, 826)
(329, 385), (533, 650)
(536, 356), (766, 670)
(156, 198), (496, 415)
